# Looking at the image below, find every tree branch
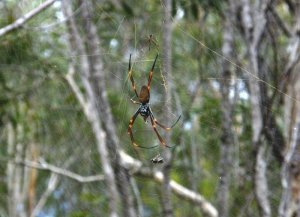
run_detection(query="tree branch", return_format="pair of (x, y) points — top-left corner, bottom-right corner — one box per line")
(4, 150), (218, 217)
(14, 159), (105, 183)
(65, 64), (90, 118)
(0, 0), (56, 37)
(120, 151), (218, 217)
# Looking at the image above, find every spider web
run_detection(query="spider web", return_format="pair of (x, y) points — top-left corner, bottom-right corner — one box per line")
(96, 1), (286, 215)
(0, 0), (294, 216)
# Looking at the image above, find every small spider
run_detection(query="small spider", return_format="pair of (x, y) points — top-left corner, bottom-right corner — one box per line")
(127, 54), (181, 149)
(146, 34), (159, 51)
(151, 153), (164, 164)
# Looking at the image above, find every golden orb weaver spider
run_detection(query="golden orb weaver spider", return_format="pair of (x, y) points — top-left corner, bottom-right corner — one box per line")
(127, 54), (181, 149)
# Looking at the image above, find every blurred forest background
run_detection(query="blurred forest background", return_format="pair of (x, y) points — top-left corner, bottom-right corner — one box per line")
(0, 0), (300, 217)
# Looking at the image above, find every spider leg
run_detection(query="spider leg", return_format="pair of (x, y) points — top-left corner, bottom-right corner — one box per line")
(150, 113), (181, 148)
(128, 109), (159, 149)
(128, 54), (139, 98)
(148, 35), (159, 51)
(130, 98), (141, 105)
(149, 114), (172, 148)
(150, 111), (181, 131)
(148, 36), (151, 51)
(128, 109), (140, 147)
(147, 54), (158, 92)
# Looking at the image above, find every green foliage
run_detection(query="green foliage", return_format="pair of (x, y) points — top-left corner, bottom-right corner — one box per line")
(200, 175), (218, 198)
(80, 192), (102, 205)
(198, 93), (222, 148)
(69, 210), (93, 217)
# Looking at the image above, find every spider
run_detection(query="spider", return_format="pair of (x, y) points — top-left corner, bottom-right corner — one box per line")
(151, 153), (164, 163)
(127, 54), (181, 149)
(146, 34), (159, 51)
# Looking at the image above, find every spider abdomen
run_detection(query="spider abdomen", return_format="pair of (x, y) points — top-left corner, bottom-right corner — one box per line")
(139, 85), (150, 104)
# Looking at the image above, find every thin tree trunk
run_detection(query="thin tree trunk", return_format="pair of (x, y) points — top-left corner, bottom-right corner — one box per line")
(80, 1), (136, 217)
(241, 0), (271, 216)
(279, 119), (300, 217)
(6, 120), (27, 217)
(161, 0), (174, 216)
(217, 1), (235, 216)
(62, 1), (119, 216)
(279, 7), (300, 213)
(28, 144), (38, 215)
(282, 1), (300, 147)
(6, 121), (16, 217)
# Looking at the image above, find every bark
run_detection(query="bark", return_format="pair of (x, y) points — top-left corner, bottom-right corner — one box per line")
(217, 1), (235, 216)
(279, 120), (300, 217)
(283, 5), (300, 147)
(161, 0), (174, 216)
(6, 122), (16, 217)
(241, 0), (271, 216)
(6, 121), (27, 217)
(62, 1), (119, 217)
(279, 2), (300, 216)
(28, 144), (38, 215)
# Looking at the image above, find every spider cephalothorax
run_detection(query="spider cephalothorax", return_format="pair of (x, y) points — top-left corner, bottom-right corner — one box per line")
(127, 54), (181, 149)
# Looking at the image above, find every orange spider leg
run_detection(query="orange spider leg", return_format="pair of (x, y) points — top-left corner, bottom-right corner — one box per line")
(128, 54), (139, 98)
(150, 113), (181, 131)
(147, 54), (158, 92)
(149, 115), (169, 147)
(150, 113), (181, 148)
(128, 109), (159, 149)
(130, 98), (141, 105)
(128, 109), (140, 147)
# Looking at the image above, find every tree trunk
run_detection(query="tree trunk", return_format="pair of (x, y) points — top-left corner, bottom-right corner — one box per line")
(6, 121), (27, 217)
(62, 1), (120, 216)
(279, 2), (300, 217)
(6, 121), (17, 217)
(241, 0), (271, 216)
(79, 1), (136, 217)
(280, 68), (300, 217)
(161, 0), (174, 216)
